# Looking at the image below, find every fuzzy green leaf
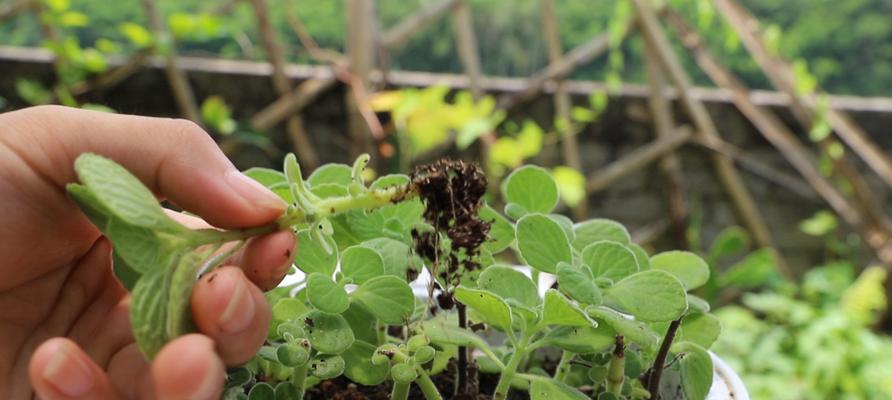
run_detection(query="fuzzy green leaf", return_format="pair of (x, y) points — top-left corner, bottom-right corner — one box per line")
(650, 251), (710, 290)
(586, 306), (659, 349)
(572, 219), (630, 250)
(502, 166), (559, 215)
(352, 276), (415, 325)
(341, 340), (388, 386)
(294, 229), (338, 276)
(480, 205), (514, 253)
(369, 174), (410, 190)
(678, 313), (722, 349)
(582, 241), (639, 282)
(73, 153), (182, 231)
(306, 273), (349, 314)
(308, 164), (352, 187)
(310, 355), (346, 379)
(361, 238), (411, 278)
(530, 378), (590, 400)
(300, 311), (354, 354)
(556, 262), (601, 305)
(541, 289), (591, 327)
(454, 286), (513, 330)
(477, 265), (539, 308)
(539, 325), (616, 354)
(674, 341), (714, 400)
(340, 246), (385, 284)
(516, 214), (572, 274)
(604, 270), (687, 322)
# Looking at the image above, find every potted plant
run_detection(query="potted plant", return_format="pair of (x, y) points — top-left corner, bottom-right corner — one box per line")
(66, 152), (748, 400)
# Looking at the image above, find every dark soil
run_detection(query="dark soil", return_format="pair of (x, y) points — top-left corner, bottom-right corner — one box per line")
(304, 362), (529, 400)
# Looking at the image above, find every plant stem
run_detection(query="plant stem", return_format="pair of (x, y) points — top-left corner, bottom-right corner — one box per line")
(456, 303), (469, 396)
(647, 318), (682, 400)
(376, 320), (387, 346)
(553, 351), (574, 383)
(416, 373), (444, 400)
(189, 224), (280, 246)
(291, 364), (309, 400)
(492, 342), (527, 400)
(607, 335), (625, 395)
(391, 381), (411, 400)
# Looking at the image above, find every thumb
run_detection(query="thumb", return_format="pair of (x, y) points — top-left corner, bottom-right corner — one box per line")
(6, 105), (285, 229)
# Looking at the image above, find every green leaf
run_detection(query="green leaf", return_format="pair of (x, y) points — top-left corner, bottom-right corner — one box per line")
(708, 226), (749, 261)
(308, 164), (352, 187)
(341, 246), (385, 284)
(548, 214), (576, 243)
(552, 166), (587, 208)
(310, 354), (346, 379)
(515, 214), (572, 274)
(454, 286), (513, 330)
(556, 262), (602, 305)
(582, 241), (639, 282)
(306, 273), (349, 314)
(604, 270), (687, 322)
(311, 183), (349, 199)
(502, 166), (559, 215)
(423, 317), (493, 352)
(586, 306), (659, 349)
(342, 302), (378, 344)
(573, 219), (630, 250)
(276, 344), (309, 367)
(247, 382), (275, 400)
(530, 378), (590, 400)
(294, 229), (338, 275)
(361, 238), (411, 278)
(477, 266), (539, 308)
(480, 205), (514, 253)
(539, 325), (615, 354)
(73, 153), (182, 232)
(300, 311), (354, 354)
(112, 251), (141, 291)
(130, 250), (206, 360)
(719, 248), (778, 289)
(244, 168), (286, 188)
(628, 243), (650, 270)
(119, 22), (153, 48)
(341, 340), (389, 386)
(274, 382), (299, 400)
(650, 251), (710, 290)
(677, 313), (722, 349)
(370, 174), (411, 190)
(674, 341), (714, 400)
(272, 298), (309, 323)
(541, 289), (591, 327)
(352, 276), (415, 325)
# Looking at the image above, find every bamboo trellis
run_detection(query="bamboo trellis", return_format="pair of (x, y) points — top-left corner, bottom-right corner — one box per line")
(8, 0), (892, 304)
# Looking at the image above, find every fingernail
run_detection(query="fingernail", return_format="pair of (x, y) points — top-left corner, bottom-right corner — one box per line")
(43, 342), (94, 397)
(224, 171), (286, 212)
(193, 356), (223, 400)
(218, 276), (256, 334)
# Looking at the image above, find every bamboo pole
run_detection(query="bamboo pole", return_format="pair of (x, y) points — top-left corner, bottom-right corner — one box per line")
(140, 0), (201, 123)
(630, 0), (776, 254)
(542, 0), (588, 219)
(643, 37), (688, 249)
(380, 0), (459, 50)
(345, 0), (376, 158)
(662, 9), (892, 275)
(250, 77), (336, 131)
(714, 0), (892, 190)
(451, 0), (483, 99)
(586, 127), (692, 193)
(250, 0), (320, 169)
(0, 0), (31, 22)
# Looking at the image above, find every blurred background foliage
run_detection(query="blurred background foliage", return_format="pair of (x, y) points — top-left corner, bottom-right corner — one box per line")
(1, 0), (890, 95)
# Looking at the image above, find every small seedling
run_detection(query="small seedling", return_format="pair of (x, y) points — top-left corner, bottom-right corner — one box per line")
(68, 154), (721, 400)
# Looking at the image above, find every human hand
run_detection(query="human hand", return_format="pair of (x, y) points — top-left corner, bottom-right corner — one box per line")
(0, 106), (296, 399)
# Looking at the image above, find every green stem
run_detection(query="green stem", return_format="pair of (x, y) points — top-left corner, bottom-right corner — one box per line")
(376, 321), (387, 346)
(553, 351), (574, 383)
(607, 335), (625, 395)
(189, 224), (280, 246)
(391, 381), (411, 400)
(493, 343), (527, 400)
(291, 364), (309, 400)
(416, 373), (443, 400)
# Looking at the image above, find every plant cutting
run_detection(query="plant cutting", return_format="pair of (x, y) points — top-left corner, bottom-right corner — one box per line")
(67, 152), (728, 400)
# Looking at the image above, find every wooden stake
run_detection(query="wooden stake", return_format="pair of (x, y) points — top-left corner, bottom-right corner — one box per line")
(345, 0), (376, 158)
(542, 0), (588, 219)
(140, 0), (201, 123)
(250, 0), (319, 169)
(586, 127), (692, 193)
(644, 37), (688, 249)
(631, 0), (776, 254)
(381, 0), (459, 50)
